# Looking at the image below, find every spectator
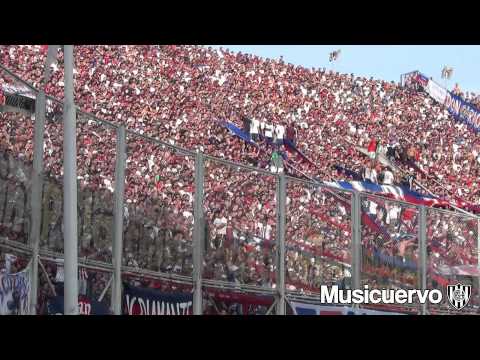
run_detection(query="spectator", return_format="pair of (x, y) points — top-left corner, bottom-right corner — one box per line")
(0, 45), (478, 305)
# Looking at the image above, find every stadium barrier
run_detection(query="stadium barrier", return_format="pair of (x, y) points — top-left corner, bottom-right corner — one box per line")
(0, 65), (479, 315)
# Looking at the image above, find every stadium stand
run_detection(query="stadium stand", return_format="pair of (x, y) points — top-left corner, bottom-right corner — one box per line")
(0, 45), (479, 314)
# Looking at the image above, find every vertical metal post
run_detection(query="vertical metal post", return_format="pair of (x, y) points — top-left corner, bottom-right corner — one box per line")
(477, 218), (480, 297)
(63, 45), (79, 315)
(29, 89), (46, 315)
(275, 173), (286, 315)
(351, 191), (361, 291)
(192, 151), (204, 315)
(111, 126), (126, 315)
(418, 205), (427, 315)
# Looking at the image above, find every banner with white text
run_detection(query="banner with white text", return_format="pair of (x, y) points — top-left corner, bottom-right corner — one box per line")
(123, 284), (193, 315)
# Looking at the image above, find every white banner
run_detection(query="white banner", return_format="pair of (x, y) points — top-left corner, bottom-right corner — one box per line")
(425, 79), (448, 104)
(0, 263), (31, 315)
(1, 84), (36, 100)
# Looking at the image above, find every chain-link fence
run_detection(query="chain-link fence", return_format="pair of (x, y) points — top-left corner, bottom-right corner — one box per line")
(124, 132), (195, 276)
(360, 193), (420, 313)
(0, 112), (33, 247)
(1, 63), (480, 315)
(285, 178), (352, 296)
(426, 207), (479, 314)
(203, 157), (277, 289)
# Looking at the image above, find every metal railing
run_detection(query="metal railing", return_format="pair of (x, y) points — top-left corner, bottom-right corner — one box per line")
(1, 63), (479, 315)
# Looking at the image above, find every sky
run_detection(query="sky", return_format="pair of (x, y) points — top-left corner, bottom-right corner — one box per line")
(209, 45), (480, 94)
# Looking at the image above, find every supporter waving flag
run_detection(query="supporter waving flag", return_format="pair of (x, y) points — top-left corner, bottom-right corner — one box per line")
(329, 49), (341, 62)
(0, 87), (5, 106)
(367, 138), (377, 159)
(43, 45), (61, 84)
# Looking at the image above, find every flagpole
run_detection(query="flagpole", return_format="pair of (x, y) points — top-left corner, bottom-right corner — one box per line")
(63, 45), (79, 315)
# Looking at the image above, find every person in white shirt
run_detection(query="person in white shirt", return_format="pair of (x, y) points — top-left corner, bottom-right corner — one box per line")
(382, 167), (394, 185)
(263, 122), (274, 142)
(257, 221), (272, 241)
(213, 214), (228, 236)
(364, 165), (377, 184)
(274, 124), (285, 145)
(387, 205), (400, 224)
(250, 118), (260, 142)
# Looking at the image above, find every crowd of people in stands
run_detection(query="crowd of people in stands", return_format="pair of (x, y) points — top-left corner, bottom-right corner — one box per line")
(1, 45), (479, 202)
(0, 45), (479, 312)
(451, 83), (480, 109)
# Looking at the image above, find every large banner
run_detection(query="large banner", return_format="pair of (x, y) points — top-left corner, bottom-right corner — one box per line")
(1, 84), (36, 99)
(425, 79), (448, 104)
(47, 295), (110, 315)
(221, 120), (316, 167)
(414, 72), (480, 133)
(444, 92), (480, 133)
(123, 284), (193, 315)
(323, 180), (449, 208)
(1, 84), (36, 112)
(223, 121), (256, 145)
(0, 263), (31, 315)
(290, 302), (403, 315)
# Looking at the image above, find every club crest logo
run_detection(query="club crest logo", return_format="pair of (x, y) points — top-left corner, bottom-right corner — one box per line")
(447, 283), (471, 310)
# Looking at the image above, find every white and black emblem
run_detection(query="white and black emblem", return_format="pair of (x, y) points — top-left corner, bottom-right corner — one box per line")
(447, 283), (471, 310)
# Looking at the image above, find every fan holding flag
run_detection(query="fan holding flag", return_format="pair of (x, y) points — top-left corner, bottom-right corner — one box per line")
(329, 49), (341, 75)
(441, 66), (453, 80)
(441, 66), (453, 89)
(329, 49), (341, 62)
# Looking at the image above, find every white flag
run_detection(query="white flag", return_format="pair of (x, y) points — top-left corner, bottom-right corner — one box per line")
(329, 49), (341, 62)
(43, 45), (61, 84)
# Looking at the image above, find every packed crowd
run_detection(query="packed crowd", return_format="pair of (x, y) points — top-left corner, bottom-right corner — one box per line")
(0, 45), (478, 200)
(451, 82), (480, 108)
(0, 45), (479, 306)
(3, 130), (477, 311)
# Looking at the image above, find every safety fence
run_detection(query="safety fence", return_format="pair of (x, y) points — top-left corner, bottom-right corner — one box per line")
(0, 64), (479, 315)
